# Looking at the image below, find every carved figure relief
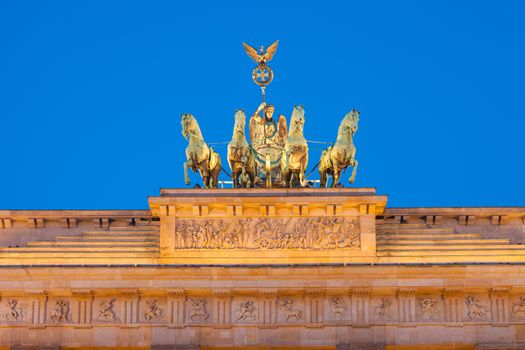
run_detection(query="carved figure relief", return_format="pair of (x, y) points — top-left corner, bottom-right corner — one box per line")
(279, 298), (303, 321)
(49, 299), (72, 323)
(511, 296), (525, 318)
(419, 298), (440, 321)
(328, 296), (347, 319)
(465, 296), (488, 320)
(234, 300), (257, 322)
(189, 299), (209, 322)
(5, 299), (25, 322)
(97, 298), (118, 322)
(173, 217), (360, 250)
(144, 299), (164, 321)
(375, 298), (394, 320)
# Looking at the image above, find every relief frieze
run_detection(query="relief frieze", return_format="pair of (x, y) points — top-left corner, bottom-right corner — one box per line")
(49, 299), (72, 323)
(328, 296), (347, 320)
(511, 296), (525, 319)
(6, 299), (25, 322)
(96, 298), (119, 322)
(174, 217), (360, 250)
(234, 300), (257, 322)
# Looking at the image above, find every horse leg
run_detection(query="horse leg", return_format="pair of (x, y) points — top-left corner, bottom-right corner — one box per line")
(230, 162), (238, 188)
(201, 163), (210, 188)
(319, 165), (327, 188)
(248, 170), (256, 188)
(184, 160), (191, 185)
(299, 166), (306, 187)
(331, 167), (340, 188)
(212, 168), (220, 188)
(319, 171), (326, 188)
(293, 171), (300, 188)
(349, 159), (358, 184)
(282, 170), (289, 188)
(233, 169), (239, 188)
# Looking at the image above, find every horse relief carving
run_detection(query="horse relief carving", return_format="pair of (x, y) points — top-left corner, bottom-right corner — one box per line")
(6, 299), (25, 322)
(512, 296), (525, 319)
(375, 298), (394, 320)
(173, 217), (359, 250)
(465, 296), (488, 320)
(328, 296), (347, 319)
(234, 301), (257, 322)
(97, 299), (118, 322)
(189, 299), (209, 322)
(49, 299), (72, 323)
(279, 298), (303, 321)
(144, 299), (164, 321)
(419, 298), (440, 321)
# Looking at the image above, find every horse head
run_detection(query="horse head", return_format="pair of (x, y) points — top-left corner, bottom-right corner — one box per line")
(181, 113), (202, 140)
(233, 109), (246, 135)
(339, 108), (359, 137)
(290, 105), (305, 134)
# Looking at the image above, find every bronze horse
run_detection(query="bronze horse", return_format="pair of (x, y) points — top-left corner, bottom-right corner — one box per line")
(227, 109), (257, 188)
(318, 109), (359, 188)
(280, 105), (308, 187)
(181, 113), (221, 188)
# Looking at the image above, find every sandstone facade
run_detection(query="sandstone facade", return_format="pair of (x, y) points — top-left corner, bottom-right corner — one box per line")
(0, 188), (523, 349)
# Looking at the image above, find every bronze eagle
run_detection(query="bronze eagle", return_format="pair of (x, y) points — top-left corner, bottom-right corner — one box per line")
(242, 40), (279, 65)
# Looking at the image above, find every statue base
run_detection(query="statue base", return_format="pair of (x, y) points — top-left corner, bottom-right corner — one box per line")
(148, 188), (387, 264)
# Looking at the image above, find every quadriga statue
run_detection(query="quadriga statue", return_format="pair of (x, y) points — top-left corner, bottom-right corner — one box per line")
(181, 113), (222, 188)
(280, 105), (308, 187)
(227, 109), (257, 188)
(318, 109), (359, 187)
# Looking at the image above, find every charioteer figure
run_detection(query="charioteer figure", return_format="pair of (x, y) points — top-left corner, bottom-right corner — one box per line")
(249, 102), (287, 149)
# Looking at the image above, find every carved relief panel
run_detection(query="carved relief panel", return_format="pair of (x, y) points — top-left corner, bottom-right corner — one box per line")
(48, 299), (73, 323)
(511, 296), (525, 320)
(327, 295), (350, 321)
(371, 297), (397, 322)
(94, 298), (120, 323)
(187, 298), (210, 324)
(417, 295), (443, 322)
(173, 217), (360, 250)
(4, 298), (29, 323)
(141, 298), (166, 323)
(232, 297), (258, 323)
(277, 297), (304, 323)
(463, 295), (490, 321)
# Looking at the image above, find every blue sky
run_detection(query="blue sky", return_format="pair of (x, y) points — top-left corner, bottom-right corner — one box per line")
(1, 1), (524, 209)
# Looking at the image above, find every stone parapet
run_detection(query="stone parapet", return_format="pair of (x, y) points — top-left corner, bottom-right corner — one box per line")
(149, 188), (387, 265)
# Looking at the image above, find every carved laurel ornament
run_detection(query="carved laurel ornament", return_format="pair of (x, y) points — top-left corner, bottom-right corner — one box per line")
(174, 217), (360, 250)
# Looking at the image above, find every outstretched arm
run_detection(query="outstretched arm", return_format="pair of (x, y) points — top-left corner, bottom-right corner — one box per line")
(253, 102), (266, 117)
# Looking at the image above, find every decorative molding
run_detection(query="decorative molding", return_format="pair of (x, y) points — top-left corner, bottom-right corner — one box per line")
(442, 288), (464, 297)
(166, 288), (186, 297)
